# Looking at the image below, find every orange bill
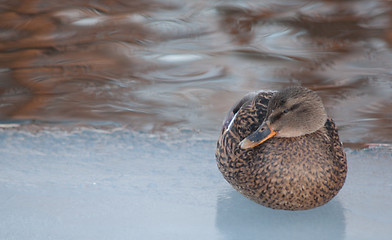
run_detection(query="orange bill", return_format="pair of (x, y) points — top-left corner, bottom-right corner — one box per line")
(239, 122), (277, 149)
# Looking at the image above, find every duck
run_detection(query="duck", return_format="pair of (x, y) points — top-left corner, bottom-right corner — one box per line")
(216, 86), (347, 210)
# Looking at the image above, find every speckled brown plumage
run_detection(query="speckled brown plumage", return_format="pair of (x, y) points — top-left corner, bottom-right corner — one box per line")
(216, 89), (347, 210)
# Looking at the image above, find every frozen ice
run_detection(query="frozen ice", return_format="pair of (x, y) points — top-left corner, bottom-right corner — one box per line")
(0, 127), (391, 240)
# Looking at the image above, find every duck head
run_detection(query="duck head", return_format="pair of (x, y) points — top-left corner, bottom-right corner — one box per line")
(240, 86), (328, 149)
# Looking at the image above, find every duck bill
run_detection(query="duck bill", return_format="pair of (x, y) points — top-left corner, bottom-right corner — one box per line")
(239, 122), (277, 149)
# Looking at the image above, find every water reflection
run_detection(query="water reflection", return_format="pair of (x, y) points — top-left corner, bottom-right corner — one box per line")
(216, 189), (346, 240)
(0, 0), (391, 144)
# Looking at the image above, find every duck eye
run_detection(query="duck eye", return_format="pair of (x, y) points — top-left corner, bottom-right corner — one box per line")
(283, 109), (289, 114)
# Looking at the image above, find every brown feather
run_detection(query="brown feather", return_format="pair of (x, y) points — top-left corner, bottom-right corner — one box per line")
(216, 88), (347, 210)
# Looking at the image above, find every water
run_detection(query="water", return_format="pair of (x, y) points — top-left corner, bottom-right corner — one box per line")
(0, 0), (392, 239)
(0, 0), (391, 144)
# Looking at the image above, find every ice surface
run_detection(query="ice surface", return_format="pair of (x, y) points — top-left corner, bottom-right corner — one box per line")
(0, 127), (391, 240)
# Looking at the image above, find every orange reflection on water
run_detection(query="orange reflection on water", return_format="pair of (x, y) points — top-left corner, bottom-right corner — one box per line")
(0, 0), (391, 144)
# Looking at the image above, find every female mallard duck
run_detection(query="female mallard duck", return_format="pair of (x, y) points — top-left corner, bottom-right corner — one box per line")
(216, 86), (347, 210)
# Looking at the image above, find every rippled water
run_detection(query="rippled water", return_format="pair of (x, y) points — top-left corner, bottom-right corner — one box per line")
(1, 0), (392, 145)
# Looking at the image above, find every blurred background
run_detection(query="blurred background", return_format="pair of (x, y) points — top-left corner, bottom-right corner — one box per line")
(0, 0), (391, 145)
